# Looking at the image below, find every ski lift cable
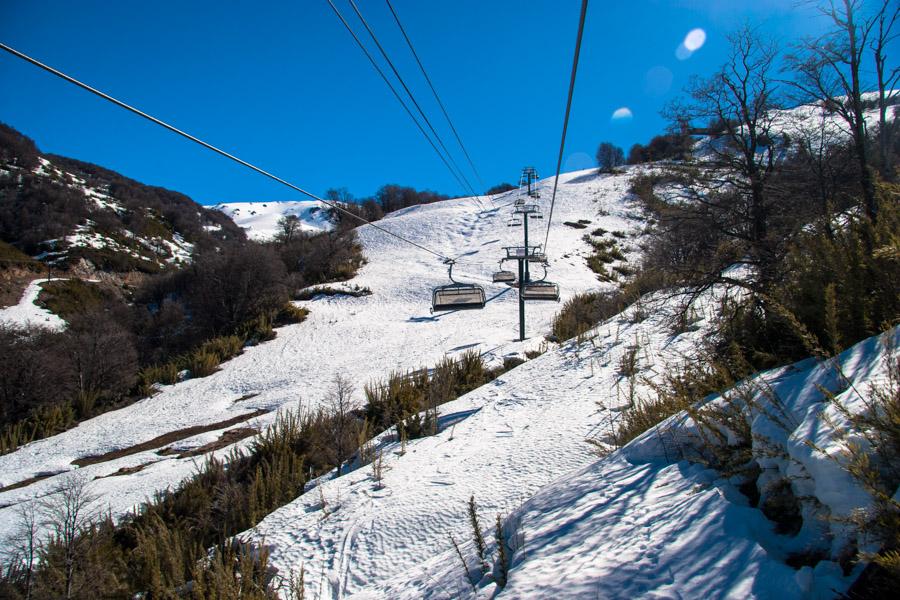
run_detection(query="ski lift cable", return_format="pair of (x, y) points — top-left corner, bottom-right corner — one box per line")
(325, 0), (477, 203)
(542, 0), (589, 255)
(383, 0), (492, 205)
(0, 41), (454, 263)
(342, 0), (483, 207)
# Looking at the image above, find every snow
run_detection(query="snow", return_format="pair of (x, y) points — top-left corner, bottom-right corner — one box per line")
(1, 163), (892, 599)
(243, 283), (725, 599)
(0, 278), (66, 331)
(348, 328), (897, 600)
(0, 168), (637, 541)
(213, 200), (336, 240)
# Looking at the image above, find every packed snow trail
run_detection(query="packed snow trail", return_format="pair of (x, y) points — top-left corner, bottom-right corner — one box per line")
(0, 278), (67, 331)
(0, 168), (640, 543)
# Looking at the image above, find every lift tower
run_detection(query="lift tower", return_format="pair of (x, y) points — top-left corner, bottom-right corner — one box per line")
(504, 166), (546, 341)
(517, 167), (540, 282)
(519, 166), (540, 199)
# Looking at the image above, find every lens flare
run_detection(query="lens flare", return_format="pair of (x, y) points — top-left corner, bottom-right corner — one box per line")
(644, 66), (673, 96)
(676, 28), (707, 60)
(611, 107), (633, 121)
(684, 28), (706, 51)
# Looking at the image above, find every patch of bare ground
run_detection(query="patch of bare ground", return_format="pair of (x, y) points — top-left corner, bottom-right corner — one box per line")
(0, 269), (42, 307)
(233, 393), (260, 403)
(70, 409), (269, 468)
(0, 470), (65, 493)
(97, 462), (159, 478)
(167, 427), (259, 459)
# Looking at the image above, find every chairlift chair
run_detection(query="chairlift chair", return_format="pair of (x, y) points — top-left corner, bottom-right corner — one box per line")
(507, 218), (522, 227)
(521, 262), (560, 301)
(504, 245), (546, 262)
(492, 260), (516, 284)
(432, 262), (486, 312)
(522, 281), (559, 301)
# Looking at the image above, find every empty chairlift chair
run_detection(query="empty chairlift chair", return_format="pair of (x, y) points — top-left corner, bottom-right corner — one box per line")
(522, 281), (559, 301)
(504, 245), (546, 263)
(492, 260), (516, 284)
(432, 262), (486, 312)
(521, 263), (560, 301)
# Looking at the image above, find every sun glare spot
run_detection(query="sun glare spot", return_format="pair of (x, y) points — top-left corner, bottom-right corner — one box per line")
(611, 107), (633, 121)
(684, 28), (706, 51)
(676, 28), (707, 60)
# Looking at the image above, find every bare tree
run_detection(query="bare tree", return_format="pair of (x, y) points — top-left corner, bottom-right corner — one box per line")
(325, 373), (356, 476)
(277, 214), (301, 244)
(187, 243), (289, 336)
(40, 474), (98, 600)
(2, 500), (40, 600)
(779, 99), (857, 236)
(665, 26), (785, 286)
(595, 142), (625, 172)
(62, 314), (138, 417)
(870, 0), (899, 180)
(787, 0), (885, 221)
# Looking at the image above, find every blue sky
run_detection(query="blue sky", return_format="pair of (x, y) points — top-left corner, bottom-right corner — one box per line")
(1, 1), (831, 205)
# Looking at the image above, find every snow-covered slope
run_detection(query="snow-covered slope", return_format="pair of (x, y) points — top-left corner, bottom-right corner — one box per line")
(238, 265), (894, 600)
(0, 169), (638, 542)
(244, 281), (724, 599)
(2, 162), (893, 599)
(212, 200), (335, 240)
(360, 327), (897, 600)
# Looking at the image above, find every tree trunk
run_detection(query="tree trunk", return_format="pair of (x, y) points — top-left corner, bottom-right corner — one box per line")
(845, 0), (879, 223)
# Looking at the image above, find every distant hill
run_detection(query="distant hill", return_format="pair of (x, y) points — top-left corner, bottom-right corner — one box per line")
(0, 123), (245, 273)
(213, 199), (335, 241)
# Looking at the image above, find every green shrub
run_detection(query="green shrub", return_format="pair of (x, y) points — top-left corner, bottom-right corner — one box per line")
(74, 389), (100, 419)
(239, 314), (276, 344)
(276, 303), (310, 325)
(608, 346), (741, 450)
(200, 335), (244, 361)
(187, 349), (220, 378)
(551, 291), (629, 341)
(0, 240), (35, 265)
(503, 356), (527, 370)
(0, 402), (75, 455)
(38, 279), (117, 320)
(137, 363), (181, 396)
(364, 350), (497, 437)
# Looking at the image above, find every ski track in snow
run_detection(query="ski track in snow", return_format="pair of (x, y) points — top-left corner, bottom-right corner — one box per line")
(0, 169), (639, 544)
(250, 285), (720, 599)
(363, 329), (898, 600)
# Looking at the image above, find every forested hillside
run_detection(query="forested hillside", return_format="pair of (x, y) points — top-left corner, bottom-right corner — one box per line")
(0, 124), (364, 456)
